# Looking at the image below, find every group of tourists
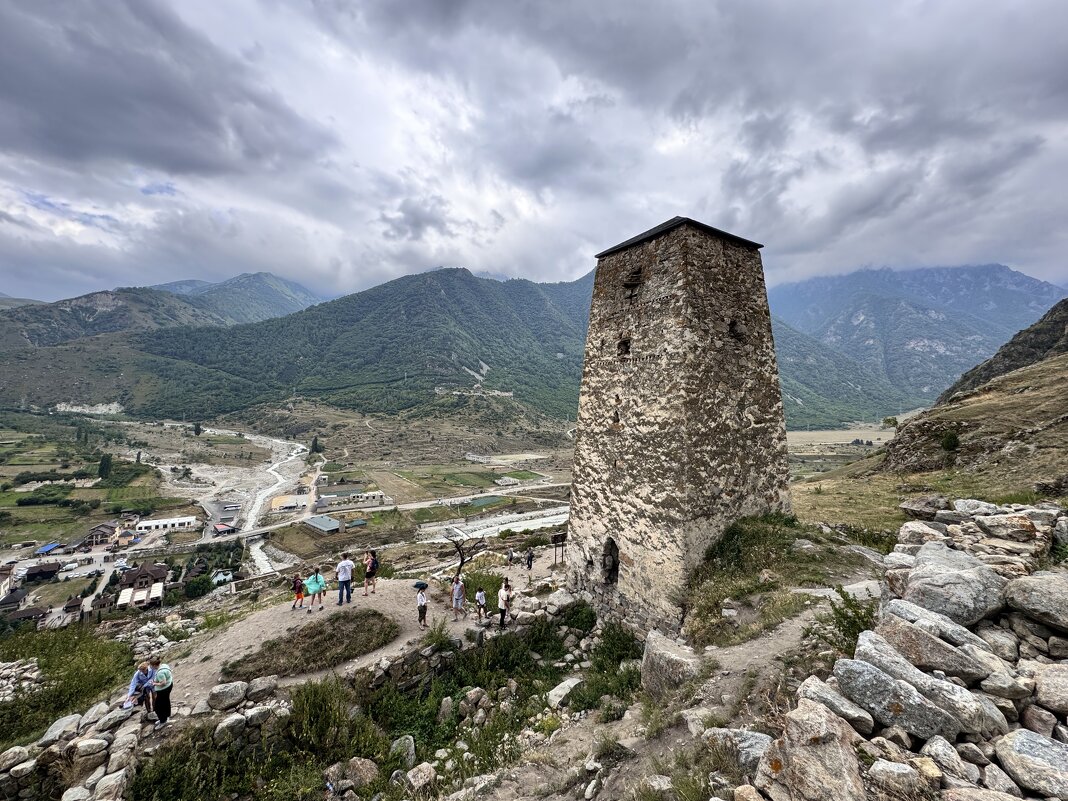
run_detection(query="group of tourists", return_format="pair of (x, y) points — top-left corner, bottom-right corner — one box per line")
(123, 655), (174, 731)
(443, 574), (514, 629)
(289, 550), (378, 612)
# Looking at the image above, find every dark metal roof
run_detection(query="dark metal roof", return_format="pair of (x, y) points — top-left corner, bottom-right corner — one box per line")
(595, 216), (763, 259)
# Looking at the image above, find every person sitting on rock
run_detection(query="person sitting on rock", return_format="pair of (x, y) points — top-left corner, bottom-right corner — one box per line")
(123, 661), (155, 711)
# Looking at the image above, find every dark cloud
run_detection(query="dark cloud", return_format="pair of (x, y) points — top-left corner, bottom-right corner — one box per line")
(1, 0), (1067, 300)
(0, 1), (334, 175)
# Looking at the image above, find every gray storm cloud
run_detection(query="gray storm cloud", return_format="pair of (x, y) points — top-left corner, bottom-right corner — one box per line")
(0, 0), (1066, 300)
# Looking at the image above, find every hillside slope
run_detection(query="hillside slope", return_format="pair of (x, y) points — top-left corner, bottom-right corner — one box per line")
(883, 351), (1068, 484)
(937, 297), (1068, 403)
(154, 272), (323, 323)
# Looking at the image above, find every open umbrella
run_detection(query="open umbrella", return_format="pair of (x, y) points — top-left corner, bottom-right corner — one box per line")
(413, 581), (429, 590)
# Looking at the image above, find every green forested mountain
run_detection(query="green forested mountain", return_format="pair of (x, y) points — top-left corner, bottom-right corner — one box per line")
(0, 273), (323, 351)
(151, 272), (323, 323)
(1, 264), (1061, 429)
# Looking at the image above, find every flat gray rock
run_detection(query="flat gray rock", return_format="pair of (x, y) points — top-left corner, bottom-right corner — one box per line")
(902, 544), (1007, 626)
(832, 658), (960, 740)
(1004, 573), (1068, 633)
(797, 675), (873, 735)
(876, 615), (990, 684)
(994, 728), (1068, 797)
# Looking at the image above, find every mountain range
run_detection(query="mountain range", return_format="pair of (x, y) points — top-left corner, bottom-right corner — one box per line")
(0, 264), (1063, 429)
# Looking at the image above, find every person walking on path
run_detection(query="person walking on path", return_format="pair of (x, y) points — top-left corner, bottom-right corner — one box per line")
(362, 550), (379, 595)
(304, 567), (326, 613)
(526, 547), (534, 571)
(497, 580), (512, 629)
(416, 586), (429, 629)
(451, 575), (468, 621)
(149, 656), (172, 731)
(507, 547), (515, 568)
(290, 572), (305, 610)
(475, 586), (487, 621)
(335, 553), (355, 605)
(124, 661), (155, 711)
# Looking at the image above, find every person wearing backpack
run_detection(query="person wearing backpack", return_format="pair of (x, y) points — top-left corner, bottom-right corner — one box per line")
(362, 550), (378, 596)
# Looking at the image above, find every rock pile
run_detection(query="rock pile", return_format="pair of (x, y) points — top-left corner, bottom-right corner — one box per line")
(113, 618), (198, 660)
(688, 498), (1068, 801)
(0, 658), (42, 704)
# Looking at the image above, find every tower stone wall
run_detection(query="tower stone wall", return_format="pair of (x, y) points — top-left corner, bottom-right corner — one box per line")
(566, 217), (791, 636)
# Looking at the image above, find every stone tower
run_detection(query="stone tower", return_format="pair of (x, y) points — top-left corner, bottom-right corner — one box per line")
(566, 216), (790, 635)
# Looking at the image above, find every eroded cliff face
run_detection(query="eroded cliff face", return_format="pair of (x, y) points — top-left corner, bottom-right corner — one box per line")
(566, 220), (790, 635)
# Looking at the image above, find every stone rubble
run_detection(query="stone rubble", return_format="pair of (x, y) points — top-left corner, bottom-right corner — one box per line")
(0, 658), (43, 704)
(680, 497), (1068, 801)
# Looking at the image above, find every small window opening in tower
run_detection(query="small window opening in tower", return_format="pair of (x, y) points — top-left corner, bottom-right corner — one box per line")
(602, 538), (620, 584)
(612, 410), (620, 424)
(728, 319), (749, 343)
(623, 266), (643, 302)
(617, 337), (631, 356)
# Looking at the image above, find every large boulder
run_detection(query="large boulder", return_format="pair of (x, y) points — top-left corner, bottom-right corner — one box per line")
(702, 728), (773, 775)
(641, 630), (702, 701)
(754, 699), (866, 801)
(899, 496), (949, 520)
(954, 499), (998, 516)
(207, 680), (249, 710)
(346, 757), (379, 788)
(875, 615), (990, 684)
(902, 543), (1007, 626)
(832, 659), (961, 740)
(93, 768), (129, 801)
(942, 791), (1022, 801)
(0, 746), (28, 773)
(547, 677), (583, 709)
(212, 713), (247, 746)
(245, 675), (279, 702)
(95, 707), (132, 733)
(1033, 663), (1068, 715)
(853, 631), (996, 736)
(994, 728), (1068, 797)
(974, 514), (1039, 542)
(390, 735), (416, 770)
(1004, 572), (1068, 632)
(884, 599), (992, 651)
(897, 521), (948, 544)
(406, 762), (437, 795)
(796, 676), (873, 735)
(37, 713), (81, 747)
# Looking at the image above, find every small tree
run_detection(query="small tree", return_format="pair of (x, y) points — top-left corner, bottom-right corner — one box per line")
(310, 436), (323, 454)
(882, 416), (898, 428)
(443, 527), (487, 578)
(940, 431), (960, 452)
(192, 422), (202, 437)
(97, 453), (112, 479)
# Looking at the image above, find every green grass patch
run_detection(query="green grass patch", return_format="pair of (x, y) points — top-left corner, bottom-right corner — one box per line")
(221, 609), (400, 682)
(0, 627), (132, 750)
(569, 622), (644, 713)
(504, 470), (539, 480)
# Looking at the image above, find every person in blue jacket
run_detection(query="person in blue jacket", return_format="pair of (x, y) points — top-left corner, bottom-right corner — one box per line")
(124, 661), (155, 711)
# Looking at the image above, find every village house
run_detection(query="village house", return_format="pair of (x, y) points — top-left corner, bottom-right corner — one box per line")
(119, 563), (169, 590)
(5, 606), (46, 625)
(0, 588), (28, 615)
(83, 521), (119, 547)
(23, 563), (61, 583)
(303, 514), (343, 535)
(62, 595), (83, 617)
(0, 565), (12, 599)
(134, 515), (197, 534)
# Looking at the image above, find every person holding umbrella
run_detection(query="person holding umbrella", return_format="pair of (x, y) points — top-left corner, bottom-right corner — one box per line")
(414, 581), (429, 629)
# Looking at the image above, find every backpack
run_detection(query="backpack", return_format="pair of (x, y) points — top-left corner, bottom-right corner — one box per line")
(370, 556), (379, 572)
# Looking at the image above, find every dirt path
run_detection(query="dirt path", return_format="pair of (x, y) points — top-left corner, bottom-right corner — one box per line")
(169, 578), (489, 708)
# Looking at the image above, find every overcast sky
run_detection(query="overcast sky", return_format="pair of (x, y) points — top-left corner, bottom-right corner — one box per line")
(1, 1), (1067, 301)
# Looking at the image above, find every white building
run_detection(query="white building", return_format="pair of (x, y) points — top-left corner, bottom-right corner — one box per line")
(134, 516), (198, 533)
(116, 582), (165, 608)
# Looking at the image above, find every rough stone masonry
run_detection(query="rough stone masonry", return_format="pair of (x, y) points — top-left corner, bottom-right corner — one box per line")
(566, 217), (791, 635)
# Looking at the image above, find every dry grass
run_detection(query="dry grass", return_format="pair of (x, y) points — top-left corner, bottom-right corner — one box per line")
(220, 608), (400, 681)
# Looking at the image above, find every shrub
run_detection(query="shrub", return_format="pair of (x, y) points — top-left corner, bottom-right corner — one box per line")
(0, 627), (131, 749)
(556, 601), (597, 633)
(805, 586), (877, 656)
(422, 618), (452, 649)
(160, 625), (191, 642)
(940, 431), (960, 452)
(462, 568), (504, 611)
(184, 575), (213, 599)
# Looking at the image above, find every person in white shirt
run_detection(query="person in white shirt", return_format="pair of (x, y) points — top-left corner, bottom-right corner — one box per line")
(416, 587), (428, 629)
(475, 587), (487, 621)
(335, 552), (355, 605)
(497, 580), (511, 629)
